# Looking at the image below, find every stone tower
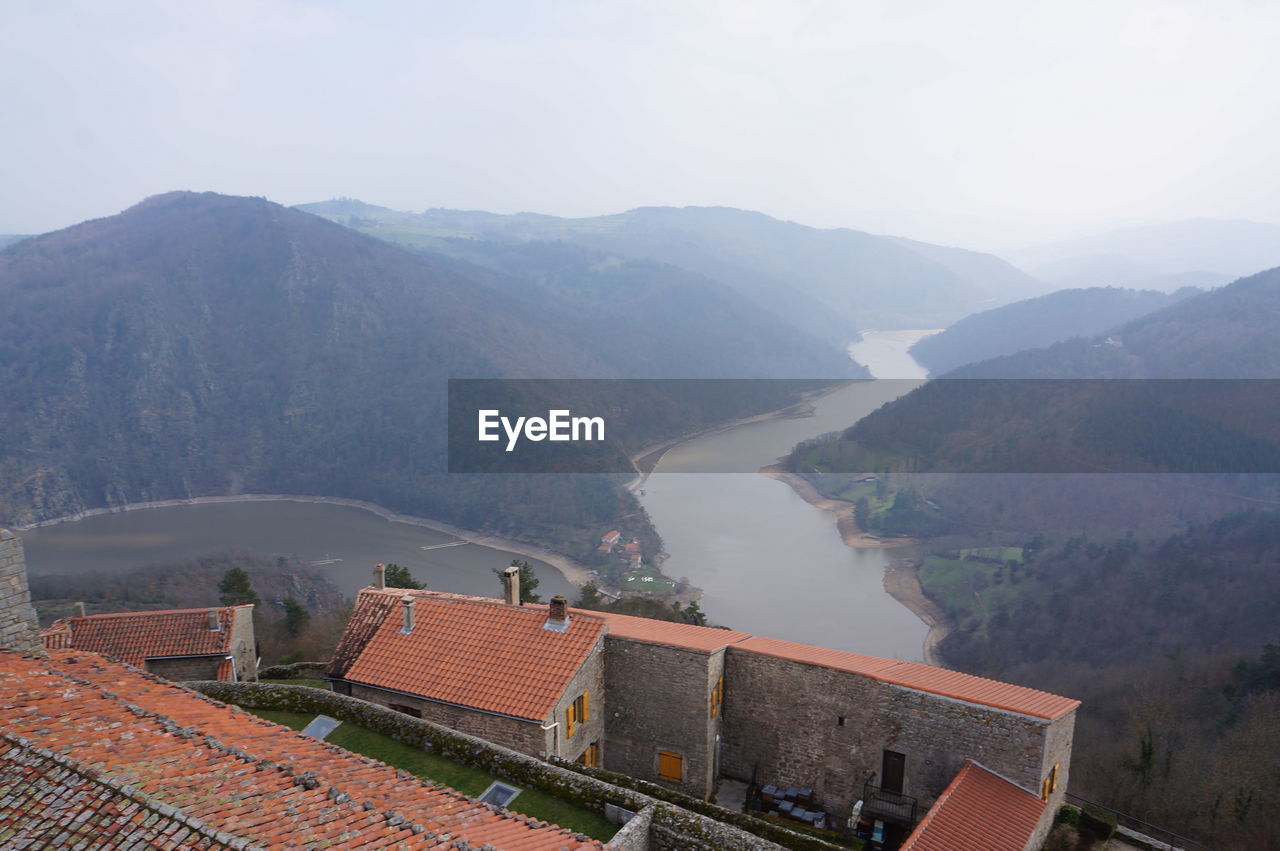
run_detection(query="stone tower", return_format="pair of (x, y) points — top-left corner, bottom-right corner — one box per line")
(0, 529), (41, 653)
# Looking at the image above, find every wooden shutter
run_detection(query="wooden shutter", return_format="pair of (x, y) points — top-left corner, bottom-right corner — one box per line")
(581, 691), (590, 722)
(658, 750), (683, 782)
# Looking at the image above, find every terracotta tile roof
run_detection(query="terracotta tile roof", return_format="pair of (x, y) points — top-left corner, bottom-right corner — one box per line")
(0, 649), (603, 850)
(901, 760), (1046, 851)
(735, 636), (1079, 720)
(39, 606), (249, 669)
(336, 589), (606, 721)
(572, 607), (752, 653)
(327, 590), (400, 678)
(0, 736), (233, 849)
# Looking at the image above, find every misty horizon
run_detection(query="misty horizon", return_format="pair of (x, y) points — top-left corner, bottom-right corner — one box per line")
(5, 1), (1280, 252)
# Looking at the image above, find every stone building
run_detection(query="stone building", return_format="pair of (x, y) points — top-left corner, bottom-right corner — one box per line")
(326, 567), (606, 765)
(327, 568), (1079, 847)
(40, 603), (258, 682)
(0, 529), (39, 654)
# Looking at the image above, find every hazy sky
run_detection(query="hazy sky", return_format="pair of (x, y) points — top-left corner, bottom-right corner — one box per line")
(4, 0), (1279, 249)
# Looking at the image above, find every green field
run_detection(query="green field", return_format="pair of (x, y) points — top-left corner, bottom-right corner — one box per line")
(620, 564), (676, 594)
(248, 708), (616, 840)
(919, 552), (1028, 628)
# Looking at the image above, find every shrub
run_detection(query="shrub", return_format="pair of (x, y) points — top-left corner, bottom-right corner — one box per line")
(1080, 803), (1117, 839)
(1054, 804), (1080, 826)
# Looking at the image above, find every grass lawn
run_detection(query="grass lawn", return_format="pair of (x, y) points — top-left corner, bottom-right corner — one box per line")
(919, 554), (1026, 624)
(620, 565), (676, 594)
(247, 708), (616, 841)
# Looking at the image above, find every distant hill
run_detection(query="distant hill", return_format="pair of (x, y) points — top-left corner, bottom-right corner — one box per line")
(787, 267), (1280, 538)
(1011, 218), (1280, 290)
(909, 286), (1200, 376)
(298, 200), (1046, 335)
(0, 192), (848, 557)
(0, 235), (30, 250)
(951, 266), (1280, 379)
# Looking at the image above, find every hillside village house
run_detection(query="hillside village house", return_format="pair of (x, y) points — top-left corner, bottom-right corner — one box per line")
(40, 603), (258, 682)
(1, 525), (1082, 849)
(328, 565), (1079, 848)
(0, 529), (606, 849)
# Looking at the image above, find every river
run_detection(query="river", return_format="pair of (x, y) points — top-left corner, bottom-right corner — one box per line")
(21, 329), (936, 657)
(635, 329), (935, 659)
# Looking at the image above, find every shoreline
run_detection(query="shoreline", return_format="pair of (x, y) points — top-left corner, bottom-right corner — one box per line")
(759, 465), (952, 665)
(882, 560), (951, 667)
(12, 494), (596, 587)
(758, 466), (913, 549)
(625, 381), (855, 488)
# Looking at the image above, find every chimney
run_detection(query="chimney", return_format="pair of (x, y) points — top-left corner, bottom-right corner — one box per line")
(374, 563), (386, 589)
(208, 608), (221, 631)
(543, 594), (571, 632)
(74, 601), (86, 618)
(502, 565), (521, 606)
(400, 594), (415, 633)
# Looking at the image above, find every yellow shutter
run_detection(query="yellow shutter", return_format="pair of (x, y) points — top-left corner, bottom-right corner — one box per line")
(566, 703), (575, 738)
(658, 750), (683, 782)
(582, 691), (590, 722)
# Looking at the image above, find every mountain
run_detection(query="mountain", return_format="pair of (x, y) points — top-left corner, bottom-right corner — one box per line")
(0, 235), (29, 250)
(909, 286), (1200, 375)
(0, 192), (847, 555)
(298, 200), (1046, 335)
(1011, 218), (1280, 290)
(787, 267), (1280, 538)
(951, 266), (1280, 379)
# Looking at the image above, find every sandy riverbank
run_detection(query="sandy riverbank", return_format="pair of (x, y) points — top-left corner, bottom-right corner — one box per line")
(882, 561), (951, 667)
(760, 466), (953, 664)
(13, 494), (596, 587)
(758, 466), (912, 549)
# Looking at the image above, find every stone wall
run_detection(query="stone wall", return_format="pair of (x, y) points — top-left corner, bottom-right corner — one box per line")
(147, 655), (225, 682)
(228, 606), (257, 681)
(720, 648), (1067, 819)
(0, 530), (39, 654)
(552, 632), (607, 762)
(191, 682), (838, 851)
(604, 637), (720, 799)
(348, 681), (548, 757)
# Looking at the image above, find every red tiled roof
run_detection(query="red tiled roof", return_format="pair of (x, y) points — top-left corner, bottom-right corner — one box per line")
(901, 761), (1046, 851)
(735, 637), (1079, 720)
(574, 607), (752, 653)
(0, 649), (603, 850)
(327, 591), (400, 678)
(339, 589), (606, 721)
(39, 606), (248, 668)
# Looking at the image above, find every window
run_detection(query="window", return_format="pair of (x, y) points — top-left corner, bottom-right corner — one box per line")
(478, 781), (522, 807)
(389, 703), (421, 718)
(837, 716), (846, 727)
(566, 691), (589, 738)
(658, 750), (683, 782)
(709, 675), (724, 718)
(577, 741), (600, 768)
(1042, 763), (1059, 800)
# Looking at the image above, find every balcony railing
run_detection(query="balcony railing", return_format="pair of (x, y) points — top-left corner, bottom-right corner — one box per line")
(862, 780), (918, 825)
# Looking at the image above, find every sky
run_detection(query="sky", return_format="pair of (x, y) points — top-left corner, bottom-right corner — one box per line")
(3, 0), (1279, 251)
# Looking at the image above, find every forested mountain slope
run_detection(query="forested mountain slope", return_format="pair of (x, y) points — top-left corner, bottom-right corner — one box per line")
(0, 192), (847, 556)
(299, 199), (1045, 334)
(909, 285), (1199, 375)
